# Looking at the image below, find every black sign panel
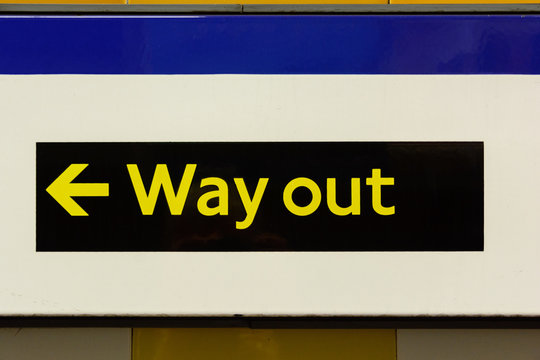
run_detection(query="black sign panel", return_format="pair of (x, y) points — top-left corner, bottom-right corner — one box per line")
(36, 142), (483, 251)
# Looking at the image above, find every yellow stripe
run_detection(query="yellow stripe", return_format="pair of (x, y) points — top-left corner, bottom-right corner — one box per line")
(130, 0), (386, 4)
(133, 328), (396, 360)
(0, 0), (125, 3)
(391, 0), (539, 3)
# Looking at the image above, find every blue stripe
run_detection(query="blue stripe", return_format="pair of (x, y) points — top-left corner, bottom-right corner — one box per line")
(1, 15), (540, 74)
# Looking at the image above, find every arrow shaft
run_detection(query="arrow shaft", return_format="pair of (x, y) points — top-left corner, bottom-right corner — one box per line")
(69, 183), (109, 197)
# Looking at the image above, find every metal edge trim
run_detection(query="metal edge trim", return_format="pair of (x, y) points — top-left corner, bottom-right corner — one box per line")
(0, 316), (539, 328)
(2, 4), (540, 14)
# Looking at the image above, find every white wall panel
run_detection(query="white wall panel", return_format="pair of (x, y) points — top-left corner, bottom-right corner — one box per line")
(0, 75), (539, 316)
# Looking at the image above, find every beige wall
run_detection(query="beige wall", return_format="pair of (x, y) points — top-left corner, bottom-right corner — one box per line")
(0, 328), (131, 360)
(2, 328), (540, 359)
(397, 330), (540, 360)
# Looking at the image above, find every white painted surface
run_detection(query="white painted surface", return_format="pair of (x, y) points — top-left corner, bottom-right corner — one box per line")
(0, 75), (539, 316)
(0, 328), (131, 360)
(397, 330), (540, 360)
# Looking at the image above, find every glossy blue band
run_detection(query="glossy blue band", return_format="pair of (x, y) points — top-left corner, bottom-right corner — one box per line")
(1, 15), (540, 74)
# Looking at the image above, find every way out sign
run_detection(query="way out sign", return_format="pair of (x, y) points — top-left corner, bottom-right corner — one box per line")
(37, 142), (483, 252)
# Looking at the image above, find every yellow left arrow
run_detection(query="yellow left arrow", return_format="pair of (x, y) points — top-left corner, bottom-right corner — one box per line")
(46, 164), (109, 216)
